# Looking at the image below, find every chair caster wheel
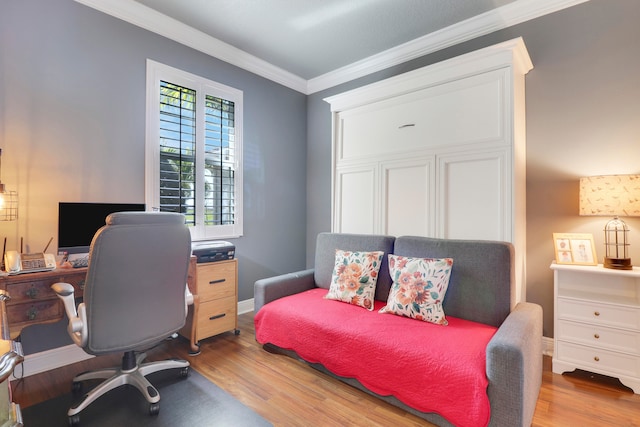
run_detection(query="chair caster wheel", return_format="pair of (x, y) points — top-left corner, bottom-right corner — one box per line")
(69, 414), (80, 426)
(71, 381), (83, 395)
(149, 402), (160, 416)
(234, 329), (240, 336)
(180, 367), (189, 378)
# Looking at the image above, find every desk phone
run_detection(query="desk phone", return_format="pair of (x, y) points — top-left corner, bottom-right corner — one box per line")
(4, 251), (56, 274)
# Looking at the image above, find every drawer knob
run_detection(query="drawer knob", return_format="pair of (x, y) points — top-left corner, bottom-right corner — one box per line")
(25, 287), (39, 299)
(593, 311), (600, 317)
(79, 279), (86, 290)
(594, 356), (600, 362)
(27, 306), (39, 320)
(594, 333), (600, 339)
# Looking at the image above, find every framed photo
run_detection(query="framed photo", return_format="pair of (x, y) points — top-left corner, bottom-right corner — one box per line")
(553, 233), (597, 266)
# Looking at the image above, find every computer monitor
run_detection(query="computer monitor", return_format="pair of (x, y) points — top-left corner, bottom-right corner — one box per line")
(57, 202), (146, 255)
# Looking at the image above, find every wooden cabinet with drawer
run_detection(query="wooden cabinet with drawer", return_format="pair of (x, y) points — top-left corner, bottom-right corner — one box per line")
(551, 263), (640, 393)
(0, 268), (87, 339)
(180, 259), (238, 354)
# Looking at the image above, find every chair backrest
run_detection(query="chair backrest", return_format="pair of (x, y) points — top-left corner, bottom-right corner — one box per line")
(82, 212), (191, 354)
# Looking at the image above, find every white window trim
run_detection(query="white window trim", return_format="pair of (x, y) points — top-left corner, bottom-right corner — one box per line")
(145, 59), (243, 240)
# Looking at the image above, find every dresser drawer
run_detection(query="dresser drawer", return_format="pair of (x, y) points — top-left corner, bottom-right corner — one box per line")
(7, 300), (62, 325)
(196, 262), (236, 302)
(5, 271), (86, 304)
(195, 296), (237, 341)
(557, 320), (640, 354)
(557, 297), (640, 330)
(556, 341), (640, 377)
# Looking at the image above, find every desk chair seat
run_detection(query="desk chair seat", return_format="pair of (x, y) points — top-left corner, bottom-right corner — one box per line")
(52, 212), (193, 426)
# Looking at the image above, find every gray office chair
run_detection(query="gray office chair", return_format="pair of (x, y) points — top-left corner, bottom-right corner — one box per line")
(52, 212), (193, 426)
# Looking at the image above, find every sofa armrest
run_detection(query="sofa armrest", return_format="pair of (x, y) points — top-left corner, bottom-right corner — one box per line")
(486, 302), (543, 427)
(254, 269), (315, 313)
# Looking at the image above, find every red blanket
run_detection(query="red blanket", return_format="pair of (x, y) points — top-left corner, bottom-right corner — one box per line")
(254, 288), (497, 427)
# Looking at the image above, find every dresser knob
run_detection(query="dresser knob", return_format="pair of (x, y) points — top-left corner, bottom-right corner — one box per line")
(25, 287), (39, 299)
(594, 334), (600, 339)
(27, 307), (38, 320)
(594, 311), (600, 316)
(594, 356), (600, 362)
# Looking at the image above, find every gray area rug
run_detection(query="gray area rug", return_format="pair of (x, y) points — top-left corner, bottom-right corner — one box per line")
(21, 368), (272, 426)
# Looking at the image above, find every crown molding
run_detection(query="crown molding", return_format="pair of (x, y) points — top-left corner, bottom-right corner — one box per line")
(307, 0), (589, 94)
(75, 0), (589, 95)
(73, 0), (308, 93)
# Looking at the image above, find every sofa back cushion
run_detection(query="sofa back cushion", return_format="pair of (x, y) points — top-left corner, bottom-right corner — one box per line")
(394, 236), (514, 327)
(315, 233), (395, 301)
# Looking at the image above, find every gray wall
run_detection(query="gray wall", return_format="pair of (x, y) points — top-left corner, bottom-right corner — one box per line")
(306, 0), (640, 338)
(1, 0), (307, 352)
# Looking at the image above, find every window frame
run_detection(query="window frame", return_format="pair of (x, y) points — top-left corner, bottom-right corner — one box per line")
(145, 59), (243, 240)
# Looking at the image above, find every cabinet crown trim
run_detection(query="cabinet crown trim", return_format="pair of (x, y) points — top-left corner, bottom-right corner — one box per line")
(324, 37), (532, 112)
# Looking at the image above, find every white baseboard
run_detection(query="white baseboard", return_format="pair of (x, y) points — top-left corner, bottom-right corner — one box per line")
(10, 299), (256, 379)
(543, 336), (554, 357)
(238, 298), (254, 314)
(11, 344), (94, 380)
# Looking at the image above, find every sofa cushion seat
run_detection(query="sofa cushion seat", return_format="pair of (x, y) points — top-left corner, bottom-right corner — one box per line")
(255, 287), (498, 427)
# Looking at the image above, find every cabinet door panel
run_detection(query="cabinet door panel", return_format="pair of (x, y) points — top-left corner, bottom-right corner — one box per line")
(382, 158), (435, 237)
(334, 166), (376, 233)
(337, 70), (506, 162)
(438, 151), (508, 241)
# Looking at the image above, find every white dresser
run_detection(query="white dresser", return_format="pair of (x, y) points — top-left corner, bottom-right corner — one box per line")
(551, 263), (640, 393)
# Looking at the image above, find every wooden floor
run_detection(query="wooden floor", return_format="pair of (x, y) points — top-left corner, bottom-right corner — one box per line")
(11, 312), (640, 426)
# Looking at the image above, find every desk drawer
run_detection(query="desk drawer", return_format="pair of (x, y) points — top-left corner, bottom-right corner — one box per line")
(196, 262), (236, 301)
(6, 272), (86, 304)
(7, 300), (62, 325)
(195, 296), (237, 341)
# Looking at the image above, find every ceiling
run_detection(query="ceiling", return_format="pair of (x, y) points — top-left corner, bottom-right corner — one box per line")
(77, 0), (589, 93)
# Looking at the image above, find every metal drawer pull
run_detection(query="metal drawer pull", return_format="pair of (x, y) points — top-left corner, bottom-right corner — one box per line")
(594, 333), (600, 339)
(27, 307), (38, 320)
(26, 288), (39, 299)
(209, 313), (226, 321)
(209, 279), (226, 285)
(594, 356), (600, 362)
(593, 311), (600, 316)
(398, 123), (415, 129)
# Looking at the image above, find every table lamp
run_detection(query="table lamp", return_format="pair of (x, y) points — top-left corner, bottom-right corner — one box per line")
(579, 174), (640, 269)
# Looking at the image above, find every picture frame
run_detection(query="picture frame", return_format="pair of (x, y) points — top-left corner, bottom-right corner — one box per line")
(553, 233), (598, 266)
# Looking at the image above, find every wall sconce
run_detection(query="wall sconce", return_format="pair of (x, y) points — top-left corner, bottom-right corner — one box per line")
(579, 174), (640, 270)
(0, 149), (18, 222)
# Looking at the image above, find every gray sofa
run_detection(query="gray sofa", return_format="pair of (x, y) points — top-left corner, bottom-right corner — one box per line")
(254, 233), (543, 427)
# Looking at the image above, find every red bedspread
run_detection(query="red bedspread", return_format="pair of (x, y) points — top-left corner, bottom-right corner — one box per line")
(254, 288), (497, 427)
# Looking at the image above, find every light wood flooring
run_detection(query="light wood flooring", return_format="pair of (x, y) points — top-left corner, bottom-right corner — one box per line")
(11, 313), (640, 426)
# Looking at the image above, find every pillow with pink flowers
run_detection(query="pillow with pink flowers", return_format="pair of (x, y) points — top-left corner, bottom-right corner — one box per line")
(379, 255), (453, 325)
(324, 249), (384, 311)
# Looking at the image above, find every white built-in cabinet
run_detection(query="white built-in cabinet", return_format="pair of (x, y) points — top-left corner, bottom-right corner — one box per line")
(325, 38), (533, 303)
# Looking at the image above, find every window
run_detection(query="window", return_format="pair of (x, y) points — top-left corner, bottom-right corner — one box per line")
(146, 60), (243, 240)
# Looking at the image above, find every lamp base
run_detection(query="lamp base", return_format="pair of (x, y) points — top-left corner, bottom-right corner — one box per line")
(604, 257), (633, 270)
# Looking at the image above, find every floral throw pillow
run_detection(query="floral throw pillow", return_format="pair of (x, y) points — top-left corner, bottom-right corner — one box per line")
(380, 255), (453, 325)
(324, 249), (384, 311)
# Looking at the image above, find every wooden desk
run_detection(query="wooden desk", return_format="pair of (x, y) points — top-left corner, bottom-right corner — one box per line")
(0, 268), (87, 339)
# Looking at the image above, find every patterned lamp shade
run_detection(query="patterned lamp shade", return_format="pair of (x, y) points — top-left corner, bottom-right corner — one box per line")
(579, 174), (640, 217)
(579, 174), (640, 270)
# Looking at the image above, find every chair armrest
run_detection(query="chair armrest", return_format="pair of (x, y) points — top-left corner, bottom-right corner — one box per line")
(254, 269), (315, 313)
(486, 302), (543, 427)
(51, 282), (88, 347)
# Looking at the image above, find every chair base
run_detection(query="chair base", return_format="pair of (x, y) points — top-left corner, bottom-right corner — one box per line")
(68, 350), (189, 418)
